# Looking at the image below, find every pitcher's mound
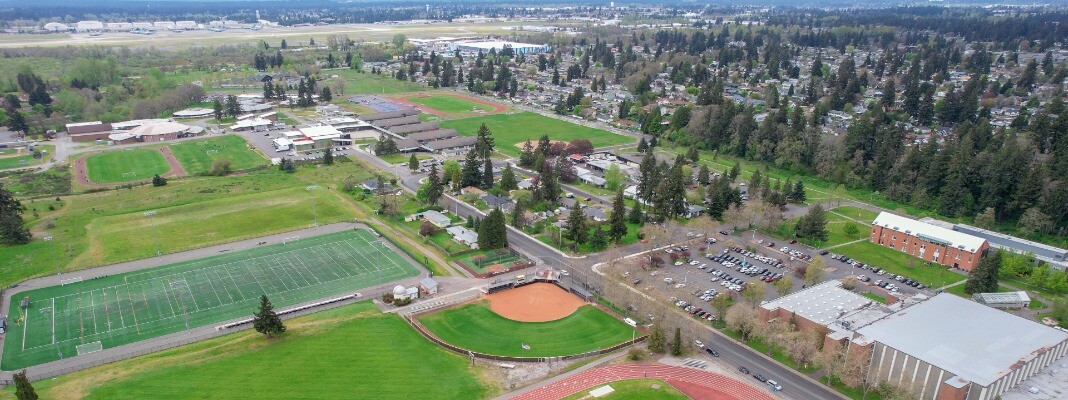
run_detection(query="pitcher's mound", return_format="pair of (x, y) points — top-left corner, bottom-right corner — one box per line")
(486, 282), (585, 322)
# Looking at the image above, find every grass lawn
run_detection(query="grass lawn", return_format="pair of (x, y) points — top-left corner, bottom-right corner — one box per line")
(833, 241), (966, 287)
(720, 328), (818, 373)
(88, 185), (355, 262)
(861, 293), (887, 303)
(405, 94), (493, 114)
(84, 149), (172, 183)
(3, 302), (491, 400)
(943, 283), (1012, 298)
(167, 135), (267, 174)
(379, 153), (429, 165)
(561, 379), (689, 400)
(2, 229), (420, 370)
(0, 145), (53, 170)
(830, 206), (879, 223)
(333, 69), (427, 94)
(418, 302), (638, 357)
(768, 213), (866, 249)
(275, 112), (300, 126)
(441, 112), (634, 158)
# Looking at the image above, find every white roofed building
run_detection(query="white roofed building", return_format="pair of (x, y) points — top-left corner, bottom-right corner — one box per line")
(870, 211), (989, 271)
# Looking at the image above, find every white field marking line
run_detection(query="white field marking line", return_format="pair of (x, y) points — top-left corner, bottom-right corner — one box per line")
(157, 277), (178, 317)
(316, 244), (356, 279)
(90, 290), (98, 335)
(353, 234), (408, 276)
(255, 258), (291, 293)
(125, 277), (142, 335)
(21, 301), (29, 350)
(177, 274), (202, 312)
(345, 240), (391, 279)
(341, 239), (381, 275)
(290, 249), (332, 284)
(51, 297), (56, 345)
(279, 252), (318, 285)
(113, 287), (127, 330)
(284, 251), (333, 283)
(197, 268), (226, 306)
(221, 267), (247, 302)
(208, 267), (236, 303)
(267, 253), (307, 289)
(102, 290), (113, 331)
(241, 259), (271, 296)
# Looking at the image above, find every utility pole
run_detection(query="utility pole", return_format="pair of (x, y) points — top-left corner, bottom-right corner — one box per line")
(307, 185), (320, 228)
(144, 211), (161, 257)
(44, 235), (59, 276)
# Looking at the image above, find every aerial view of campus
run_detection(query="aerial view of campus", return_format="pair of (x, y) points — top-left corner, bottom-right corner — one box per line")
(0, 0), (1066, 399)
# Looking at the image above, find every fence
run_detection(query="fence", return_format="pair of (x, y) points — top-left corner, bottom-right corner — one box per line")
(453, 248), (536, 279)
(0, 286), (393, 386)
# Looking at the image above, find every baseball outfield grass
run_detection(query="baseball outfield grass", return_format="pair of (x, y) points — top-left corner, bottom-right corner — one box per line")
(405, 94), (493, 114)
(2, 229), (420, 370)
(167, 135), (267, 175)
(561, 379), (689, 400)
(84, 149), (171, 183)
(1, 302), (491, 400)
(441, 112), (634, 157)
(418, 302), (638, 357)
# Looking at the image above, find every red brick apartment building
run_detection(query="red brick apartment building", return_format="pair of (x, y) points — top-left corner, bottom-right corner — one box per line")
(869, 212), (988, 271)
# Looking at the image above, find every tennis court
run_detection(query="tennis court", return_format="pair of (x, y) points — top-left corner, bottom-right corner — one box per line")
(2, 228), (421, 370)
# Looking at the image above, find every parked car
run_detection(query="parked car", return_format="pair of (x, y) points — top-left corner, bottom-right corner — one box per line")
(705, 348), (719, 357)
(694, 340), (704, 348)
(767, 380), (782, 391)
(738, 366), (750, 375)
(753, 374), (768, 382)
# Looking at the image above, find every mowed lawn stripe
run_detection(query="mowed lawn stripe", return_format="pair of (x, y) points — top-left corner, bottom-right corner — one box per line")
(14, 303), (490, 400)
(406, 95), (493, 114)
(418, 302), (637, 357)
(168, 135), (267, 174)
(85, 149), (171, 183)
(441, 112), (635, 157)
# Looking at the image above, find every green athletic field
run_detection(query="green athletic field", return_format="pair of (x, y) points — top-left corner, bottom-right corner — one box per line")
(441, 112), (635, 157)
(167, 135), (267, 174)
(84, 149), (171, 183)
(2, 229), (421, 370)
(9, 302), (490, 400)
(0, 145), (52, 170)
(418, 302), (638, 357)
(562, 379), (689, 400)
(405, 95), (493, 114)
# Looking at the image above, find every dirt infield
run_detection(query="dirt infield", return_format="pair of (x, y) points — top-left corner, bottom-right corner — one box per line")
(73, 146), (188, 187)
(486, 283), (585, 322)
(391, 92), (508, 117)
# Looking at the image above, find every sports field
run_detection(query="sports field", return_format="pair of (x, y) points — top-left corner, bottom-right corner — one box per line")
(167, 135), (267, 174)
(441, 112), (635, 157)
(0, 145), (52, 170)
(2, 229), (421, 370)
(417, 302), (637, 357)
(405, 94), (494, 114)
(8, 302), (491, 399)
(84, 149), (171, 183)
(561, 379), (689, 400)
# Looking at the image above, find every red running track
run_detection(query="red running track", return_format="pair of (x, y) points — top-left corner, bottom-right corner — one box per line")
(509, 364), (775, 400)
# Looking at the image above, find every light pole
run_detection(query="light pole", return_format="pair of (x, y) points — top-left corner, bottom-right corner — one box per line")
(43, 235), (59, 276)
(307, 185), (320, 228)
(144, 211), (161, 257)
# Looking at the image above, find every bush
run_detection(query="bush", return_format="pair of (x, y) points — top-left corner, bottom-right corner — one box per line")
(208, 159), (232, 176)
(627, 348), (647, 361)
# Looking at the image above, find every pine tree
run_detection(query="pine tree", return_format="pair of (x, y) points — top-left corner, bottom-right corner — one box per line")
(423, 164), (444, 205)
(13, 370), (37, 400)
(7, 111), (28, 134)
(320, 87), (332, 102)
(322, 146), (334, 165)
(648, 325), (666, 353)
(499, 164), (518, 191)
(590, 226), (607, 250)
(636, 137), (648, 153)
(477, 208), (508, 250)
(459, 149), (482, 188)
(408, 154), (419, 170)
(518, 141), (536, 167)
(564, 202), (588, 248)
(964, 251), (1002, 295)
(795, 204), (828, 242)
(252, 295), (286, 337)
(608, 189), (628, 242)
(225, 95), (240, 117)
(628, 204), (644, 224)
(0, 183), (30, 245)
(151, 174), (168, 187)
(482, 157), (494, 189)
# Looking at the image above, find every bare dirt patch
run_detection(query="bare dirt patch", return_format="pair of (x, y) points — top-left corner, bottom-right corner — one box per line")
(486, 282), (585, 322)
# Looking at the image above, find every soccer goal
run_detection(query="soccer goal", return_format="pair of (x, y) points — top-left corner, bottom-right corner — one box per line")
(60, 277), (84, 286)
(76, 341), (104, 356)
(206, 149), (219, 155)
(121, 171), (137, 178)
(197, 141), (210, 146)
(282, 236), (300, 244)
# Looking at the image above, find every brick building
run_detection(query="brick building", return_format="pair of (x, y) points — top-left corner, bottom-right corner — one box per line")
(870, 212), (989, 271)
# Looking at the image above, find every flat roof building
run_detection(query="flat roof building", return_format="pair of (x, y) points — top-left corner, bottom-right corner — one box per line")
(451, 41), (550, 54)
(870, 212), (989, 271)
(972, 291), (1031, 309)
(855, 294), (1068, 400)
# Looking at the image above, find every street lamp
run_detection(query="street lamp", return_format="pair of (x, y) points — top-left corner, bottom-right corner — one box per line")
(307, 185), (320, 228)
(43, 235), (60, 276)
(144, 211), (161, 257)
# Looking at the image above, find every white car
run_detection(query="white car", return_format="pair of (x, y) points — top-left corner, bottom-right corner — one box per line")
(694, 340), (705, 348)
(689, 260), (700, 266)
(674, 283), (686, 289)
(674, 261), (684, 266)
(767, 380), (782, 391)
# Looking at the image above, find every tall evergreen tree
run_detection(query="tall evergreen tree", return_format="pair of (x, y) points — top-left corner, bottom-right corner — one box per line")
(13, 370), (37, 400)
(422, 164), (444, 205)
(252, 295), (286, 337)
(482, 157), (494, 189)
(499, 164), (518, 191)
(322, 146), (334, 165)
(564, 202), (589, 248)
(477, 208), (508, 250)
(964, 251), (1002, 295)
(459, 149), (483, 188)
(608, 190), (628, 242)
(671, 327), (683, 356)
(0, 183), (30, 245)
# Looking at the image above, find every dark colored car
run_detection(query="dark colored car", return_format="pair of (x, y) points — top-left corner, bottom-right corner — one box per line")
(705, 348), (719, 357)
(738, 366), (750, 374)
(753, 374), (768, 382)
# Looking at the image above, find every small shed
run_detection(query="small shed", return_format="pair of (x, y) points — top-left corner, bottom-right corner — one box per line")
(420, 277), (439, 295)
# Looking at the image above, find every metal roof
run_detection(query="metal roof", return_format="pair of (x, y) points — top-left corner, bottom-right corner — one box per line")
(856, 294), (1068, 387)
(872, 212), (986, 253)
(760, 281), (876, 326)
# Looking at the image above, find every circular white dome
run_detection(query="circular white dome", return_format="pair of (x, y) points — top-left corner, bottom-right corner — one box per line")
(393, 285), (406, 296)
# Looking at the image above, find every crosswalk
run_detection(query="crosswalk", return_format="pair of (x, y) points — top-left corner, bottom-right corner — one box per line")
(682, 358), (709, 369)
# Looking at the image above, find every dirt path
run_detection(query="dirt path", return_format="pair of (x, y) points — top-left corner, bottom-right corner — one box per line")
(391, 92), (509, 118)
(72, 146), (187, 188)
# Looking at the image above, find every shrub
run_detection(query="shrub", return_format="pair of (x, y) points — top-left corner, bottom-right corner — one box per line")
(627, 348), (646, 361)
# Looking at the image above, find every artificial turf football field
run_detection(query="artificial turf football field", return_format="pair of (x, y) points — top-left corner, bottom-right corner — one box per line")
(417, 302), (638, 357)
(2, 228), (421, 370)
